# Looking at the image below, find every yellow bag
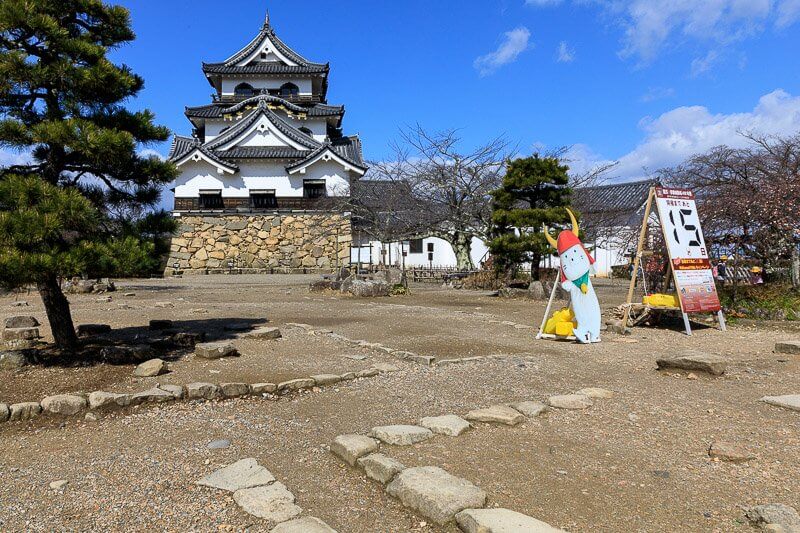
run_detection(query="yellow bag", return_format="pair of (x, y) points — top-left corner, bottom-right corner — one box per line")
(544, 307), (577, 336)
(643, 293), (679, 308)
(555, 321), (575, 336)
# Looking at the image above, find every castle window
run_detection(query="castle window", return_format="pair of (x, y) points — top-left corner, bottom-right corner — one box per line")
(250, 190), (277, 209)
(280, 82), (300, 97)
(199, 190), (224, 209)
(303, 180), (326, 199)
(409, 239), (423, 254)
(260, 51), (268, 60)
(234, 83), (255, 97)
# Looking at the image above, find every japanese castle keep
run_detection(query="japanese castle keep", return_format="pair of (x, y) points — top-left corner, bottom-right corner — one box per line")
(165, 13), (366, 274)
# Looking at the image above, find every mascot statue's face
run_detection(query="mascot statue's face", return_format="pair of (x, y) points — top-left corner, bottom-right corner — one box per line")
(544, 208), (595, 290)
(560, 242), (592, 281)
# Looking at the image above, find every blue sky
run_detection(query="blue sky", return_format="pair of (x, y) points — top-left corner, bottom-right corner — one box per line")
(107, 1), (800, 181)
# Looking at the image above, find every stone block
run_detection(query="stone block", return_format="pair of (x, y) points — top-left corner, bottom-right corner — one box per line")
(0, 351), (28, 370)
(0, 403), (9, 422)
(133, 358), (169, 377)
(331, 434), (379, 466)
(575, 387), (615, 399)
(509, 401), (549, 418)
(88, 391), (131, 410)
(775, 341), (800, 355)
(159, 384), (185, 400)
(277, 378), (315, 392)
(41, 394), (87, 416)
(233, 482), (301, 522)
(251, 383), (277, 394)
(385, 466), (487, 525)
(760, 394), (800, 412)
(420, 415), (471, 437)
(547, 394), (593, 410)
(656, 352), (727, 376)
(456, 508), (566, 532)
(100, 345), (154, 365)
(131, 387), (175, 404)
(9, 402), (41, 421)
(464, 405), (525, 425)
(270, 516), (338, 533)
(310, 374), (341, 386)
(243, 327), (282, 340)
(186, 382), (222, 400)
(2, 327), (40, 341)
(195, 342), (238, 359)
(4, 316), (39, 329)
(357, 453), (406, 484)
(220, 382), (251, 398)
(76, 324), (111, 336)
(197, 458), (276, 492)
(370, 425), (434, 445)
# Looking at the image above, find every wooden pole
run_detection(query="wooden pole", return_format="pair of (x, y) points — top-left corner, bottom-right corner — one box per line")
(623, 187), (656, 329)
(536, 274), (561, 340)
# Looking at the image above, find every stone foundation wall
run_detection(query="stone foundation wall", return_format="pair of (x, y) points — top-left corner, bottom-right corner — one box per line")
(165, 213), (351, 274)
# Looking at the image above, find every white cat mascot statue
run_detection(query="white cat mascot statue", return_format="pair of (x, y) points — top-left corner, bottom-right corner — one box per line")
(544, 209), (601, 343)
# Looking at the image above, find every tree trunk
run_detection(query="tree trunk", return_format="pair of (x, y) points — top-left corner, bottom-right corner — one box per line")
(37, 275), (78, 352)
(449, 232), (474, 270)
(792, 243), (800, 290)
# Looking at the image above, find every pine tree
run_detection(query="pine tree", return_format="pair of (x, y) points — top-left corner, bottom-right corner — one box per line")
(0, 1), (177, 351)
(488, 155), (573, 280)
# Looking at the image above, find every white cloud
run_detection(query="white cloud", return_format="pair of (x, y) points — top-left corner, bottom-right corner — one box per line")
(640, 86), (676, 102)
(474, 27), (532, 76)
(569, 89), (800, 181)
(139, 148), (166, 161)
(0, 148), (31, 168)
(556, 41), (576, 62)
(777, 0), (800, 27)
(689, 50), (719, 77)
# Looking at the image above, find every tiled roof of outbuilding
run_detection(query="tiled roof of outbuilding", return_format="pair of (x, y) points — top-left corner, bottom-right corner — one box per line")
(572, 179), (658, 227)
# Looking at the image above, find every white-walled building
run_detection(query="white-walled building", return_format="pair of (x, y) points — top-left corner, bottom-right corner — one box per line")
(350, 236), (489, 268)
(164, 13), (367, 273)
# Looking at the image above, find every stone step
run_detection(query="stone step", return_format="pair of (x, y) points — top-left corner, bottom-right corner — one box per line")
(456, 508), (566, 532)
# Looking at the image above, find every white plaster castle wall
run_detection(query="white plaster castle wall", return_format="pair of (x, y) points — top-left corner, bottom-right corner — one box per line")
(203, 117), (327, 144)
(173, 160), (350, 199)
(351, 236), (489, 268)
(221, 78), (313, 96)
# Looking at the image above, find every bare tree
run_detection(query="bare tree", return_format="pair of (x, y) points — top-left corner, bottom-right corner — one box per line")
(660, 132), (800, 288)
(387, 125), (513, 269)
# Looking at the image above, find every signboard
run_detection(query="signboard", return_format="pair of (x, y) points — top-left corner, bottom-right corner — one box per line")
(654, 187), (721, 313)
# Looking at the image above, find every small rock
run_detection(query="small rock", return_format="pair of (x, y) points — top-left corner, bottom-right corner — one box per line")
(4, 316), (39, 329)
(153, 301), (175, 308)
(251, 383), (277, 394)
(186, 382), (222, 400)
(0, 351), (29, 370)
(330, 434), (379, 466)
(370, 425), (434, 446)
(456, 508), (566, 532)
(464, 405), (525, 425)
(220, 382), (250, 398)
(509, 401), (549, 418)
(84, 412), (98, 422)
(40, 394), (87, 416)
(708, 441), (755, 463)
(687, 373), (699, 380)
(419, 415), (471, 437)
(88, 391), (131, 410)
(243, 327), (282, 340)
(195, 342), (238, 359)
(277, 378), (316, 392)
(9, 402), (41, 421)
(197, 458), (276, 492)
(628, 413), (640, 423)
(575, 387), (615, 399)
(775, 341), (800, 355)
(270, 516), (338, 533)
(310, 374), (341, 386)
(133, 358), (169, 377)
(547, 394), (593, 410)
(386, 466), (487, 525)
(76, 324), (111, 336)
(49, 480), (69, 491)
(233, 482), (302, 522)
(745, 504), (800, 532)
(656, 352), (727, 376)
(208, 439), (231, 450)
(357, 453), (406, 484)
(760, 395), (800, 412)
(408, 355), (436, 366)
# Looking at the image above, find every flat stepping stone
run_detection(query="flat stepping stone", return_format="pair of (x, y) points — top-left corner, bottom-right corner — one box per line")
(196, 458), (276, 492)
(311, 374), (342, 386)
(372, 362), (400, 373)
(233, 482), (301, 522)
(509, 401), (548, 418)
(195, 342), (238, 359)
(277, 378), (315, 391)
(656, 352), (727, 376)
(370, 425), (434, 445)
(775, 341), (800, 355)
(745, 503), (800, 532)
(456, 508), (566, 532)
(547, 394), (592, 410)
(708, 441), (755, 463)
(330, 434), (379, 466)
(386, 466), (487, 525)
(133, 358), (168, 377)
(357, 453), (406, 484)
(243, 327), (282, 340)
(420, 415), (471, 436)
(575, 387), (615, 399)
(760, 394), (800, 412)
(464, 405), (525, 426)
(270, 516), (338, 533)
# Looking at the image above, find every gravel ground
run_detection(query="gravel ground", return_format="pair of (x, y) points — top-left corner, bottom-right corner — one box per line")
(0, 275), (798, 532)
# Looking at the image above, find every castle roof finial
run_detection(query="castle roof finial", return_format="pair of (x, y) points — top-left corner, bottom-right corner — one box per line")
(263, 8), (270, 29)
